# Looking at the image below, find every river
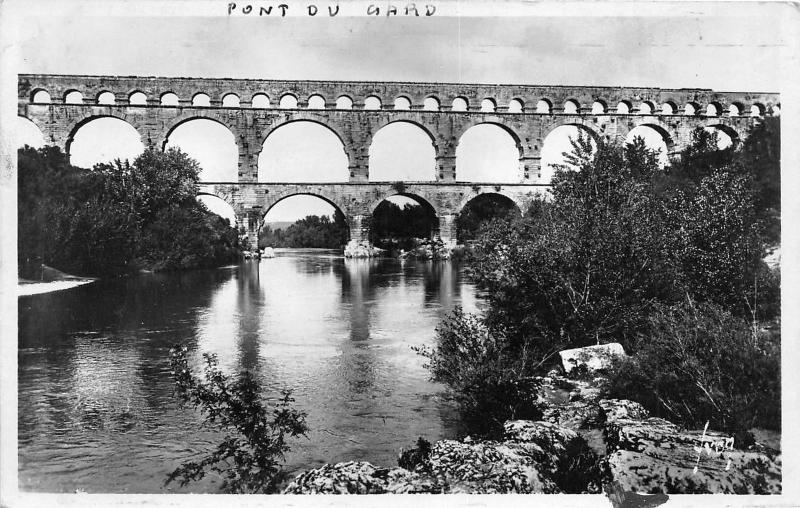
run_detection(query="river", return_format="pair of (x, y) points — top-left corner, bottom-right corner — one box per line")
(17, 249), (485, 493)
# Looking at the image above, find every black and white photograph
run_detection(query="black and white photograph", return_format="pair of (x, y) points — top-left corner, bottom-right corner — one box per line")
(1, 0), (797, 505)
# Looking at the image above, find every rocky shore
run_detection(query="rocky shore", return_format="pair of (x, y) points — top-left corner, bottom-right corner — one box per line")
(283, 350), (781, 495)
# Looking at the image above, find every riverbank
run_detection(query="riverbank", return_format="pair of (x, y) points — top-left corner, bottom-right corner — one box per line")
(282, 362), (782, 495)
(18, 279), (95, 296)
(18, 265), (97, 296)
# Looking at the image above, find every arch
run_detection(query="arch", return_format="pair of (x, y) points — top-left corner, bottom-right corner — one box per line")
(705, 102), (721, 117)
(336, 95), (353, 109)
(129, 91), (147, 105)
(161, 92), (179, 106)
(197, 193), (237, 226)
(540, 123), (599, 184)
(369, 193), (440, 245)
(616, 101), (631, 114)
(750, 103), (765, 117)
(423, 96), (440, 111)
(480, 98), (496, 112)
(458, 191), (523, 217)
(31, 89), (51, 103)
(363, 96), (382, 110)
(393, 96), (412, 110)
(262, 191), (350, 227)
(704, 124), (739, 150)
(728, 103), (742, 117)
(258, 120), (349, 183)
(369, 191), (440, 217)
(638, 101), (655, 115)
(164, 117), (238, 181)
(661, 101), (677, 115)
(684, 102), (699, 116)
(16, 116), (45, 149)
(64, 90), (83, 104)
(369, 121), (436, 181)
(563, 99), (580, 114)
(625, 124), (673, 168)
(307, 94), (326, 109)
(591, 100), (606, 114)
(536, 99), (551, 114)
(251, 93), (270, 108)
(192, 93), (211, 107)
(507, 98), (524, 113)
(222, 93), (240, 107)
(279, 93), (298, 109)
(451, 97), (468, 112)
(67, 116), (144, 168)
(456, 122), (522, 183)
(96, 91), (115, 105)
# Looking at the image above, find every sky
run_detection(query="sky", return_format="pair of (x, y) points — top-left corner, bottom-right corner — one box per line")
(10, 1), (793, 223)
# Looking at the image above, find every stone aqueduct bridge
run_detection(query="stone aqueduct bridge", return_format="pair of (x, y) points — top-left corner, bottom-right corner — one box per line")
(18, 74), (779, 247)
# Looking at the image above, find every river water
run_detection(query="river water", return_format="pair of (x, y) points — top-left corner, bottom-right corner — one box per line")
(18, 249), (485, 493)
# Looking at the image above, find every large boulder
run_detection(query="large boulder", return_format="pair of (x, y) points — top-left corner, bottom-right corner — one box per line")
(599, 398), (782, 494)
(559, 343), (626, 374)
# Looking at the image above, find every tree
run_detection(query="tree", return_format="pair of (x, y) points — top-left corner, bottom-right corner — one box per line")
(17, 146), (241, 277)
(167, 346), (308, 493)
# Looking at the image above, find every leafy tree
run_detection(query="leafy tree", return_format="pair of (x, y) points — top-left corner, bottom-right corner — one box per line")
(17, 146), (241, 277)
(370, 201), (436, 248)
(258, 211), (349, 249)
(456, 194), (519, 241)
(472, 135), (676, 353)
(421, 128), (780, 435)
(167, 346), (308, 493)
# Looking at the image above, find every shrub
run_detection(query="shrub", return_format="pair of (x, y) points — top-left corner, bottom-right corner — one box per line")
(167, 346), (308, 493)
(397, 437), (432, 472)
(607, 300), (780, 432)
(415, 308), (542, 438)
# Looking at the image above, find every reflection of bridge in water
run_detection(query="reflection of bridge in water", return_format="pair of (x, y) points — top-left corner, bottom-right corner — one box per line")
(18, 74), (778, 247)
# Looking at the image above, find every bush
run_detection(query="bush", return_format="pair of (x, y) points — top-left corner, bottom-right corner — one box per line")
(17, 146), (241, 277)
(607, 300), (780, 432)
(167, 346), (309, 493)
(415, 309), (542, 438)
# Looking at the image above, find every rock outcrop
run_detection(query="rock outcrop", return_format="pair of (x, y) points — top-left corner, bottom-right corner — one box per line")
(601, 398), (781, 494)
(344, 240), (383, 258)
(283, 420), (593, 494)
(283, 363), (782, 495)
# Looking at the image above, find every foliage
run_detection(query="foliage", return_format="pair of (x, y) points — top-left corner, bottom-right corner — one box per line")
(421, 125), (780, 435)
(415, 308), (542, 437)
(607, 300), (780, 432)
(167, 346), (309, 493)
(470, 135), (676, 353)
(397, 437), (432, 472)
(17, 146), (241, 277)
(370, 200), (436, 249)
(456, 194), (519, 241)
(259, 211), (349, 249)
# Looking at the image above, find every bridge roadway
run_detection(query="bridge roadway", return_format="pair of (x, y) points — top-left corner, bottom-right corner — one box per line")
(18, 74), (778, 247)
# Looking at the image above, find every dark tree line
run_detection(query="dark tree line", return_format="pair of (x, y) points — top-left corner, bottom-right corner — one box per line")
(258, 210), (350, 249)
(18, 146), (242, 278)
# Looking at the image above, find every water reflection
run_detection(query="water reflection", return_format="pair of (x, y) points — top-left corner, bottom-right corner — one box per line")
(18, 250), (480, 493)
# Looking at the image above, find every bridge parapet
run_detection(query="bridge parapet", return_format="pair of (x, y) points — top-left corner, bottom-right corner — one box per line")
(19, 74), (779, 117)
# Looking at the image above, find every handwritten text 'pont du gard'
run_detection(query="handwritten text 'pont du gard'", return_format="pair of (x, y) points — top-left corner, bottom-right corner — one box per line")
(227, 3), (437, 16)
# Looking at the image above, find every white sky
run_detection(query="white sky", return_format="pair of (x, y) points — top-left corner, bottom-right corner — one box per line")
(12, 1), (792, 222)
